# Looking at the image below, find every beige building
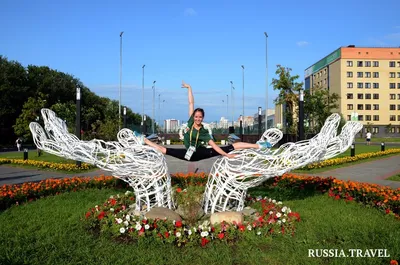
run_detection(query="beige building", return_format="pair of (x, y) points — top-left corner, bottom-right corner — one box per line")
(305, 46), (400, 136)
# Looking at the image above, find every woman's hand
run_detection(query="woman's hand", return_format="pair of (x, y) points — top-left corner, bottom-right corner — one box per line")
(181, 80), (191, 89)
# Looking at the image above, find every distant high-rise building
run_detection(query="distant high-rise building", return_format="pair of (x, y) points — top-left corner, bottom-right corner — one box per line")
(164, 119), (180, 133)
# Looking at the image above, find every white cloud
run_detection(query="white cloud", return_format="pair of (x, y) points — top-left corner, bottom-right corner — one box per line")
(296, 41), (310, 47)
(184, 8), (197, 16)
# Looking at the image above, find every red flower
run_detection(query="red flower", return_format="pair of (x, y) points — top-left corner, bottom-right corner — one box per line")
(164, 232), (170, 238)
(218, 233), (224, 239)
(142, 219), (148, 224)
(390, 260), (398, 265)
(334, 195), (340, 200)
(176, 187), (182, 193)
(201, 237), (209, 246)
(109, 198), (116, 206)
(97, 211), (105, 220)
(175, 220), (182, 228)
(85, 212), (91, 219)
(238, 225), (245, 232)
(386, 209), (390, 214)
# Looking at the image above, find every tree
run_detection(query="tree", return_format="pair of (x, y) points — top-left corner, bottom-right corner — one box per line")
(303, 85), (340, 133)
(271, 65), (303, 134)
(13, 93), (48, 141)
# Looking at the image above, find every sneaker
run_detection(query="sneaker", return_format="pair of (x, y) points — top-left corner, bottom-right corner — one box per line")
(256, 141), (272, 150)
(133, 131), (145, 145)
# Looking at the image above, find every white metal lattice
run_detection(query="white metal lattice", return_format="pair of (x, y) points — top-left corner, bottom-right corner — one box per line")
(29, 108), (173, 212)
(202, 114), (363, 213)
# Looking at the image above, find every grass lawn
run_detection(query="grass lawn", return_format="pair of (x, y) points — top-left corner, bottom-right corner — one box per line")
(0, 150), (76, 163)
(0, 188), (399, 265)
(355, 137), (400, 143)
(387, 174), (400, 182)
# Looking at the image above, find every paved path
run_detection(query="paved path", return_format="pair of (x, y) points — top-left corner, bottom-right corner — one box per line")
(1, 147), (400, 189)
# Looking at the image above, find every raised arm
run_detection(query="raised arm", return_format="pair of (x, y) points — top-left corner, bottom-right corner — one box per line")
(182, 80), (194, 117)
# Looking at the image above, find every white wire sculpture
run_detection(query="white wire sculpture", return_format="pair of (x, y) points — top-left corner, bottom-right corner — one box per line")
(202, 114), (363, 214)
(29, 108), (173, 212)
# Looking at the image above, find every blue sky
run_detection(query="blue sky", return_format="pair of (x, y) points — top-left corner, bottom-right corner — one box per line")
(1, 0), (400, 124)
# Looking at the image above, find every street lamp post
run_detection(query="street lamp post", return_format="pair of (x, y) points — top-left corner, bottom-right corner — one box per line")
(158, 94), (161, 133)
(298, 89), (304, 141)
(162, 99), (166, 133)
(123, 107), (127, 128)
(239, 115), (243, 141)
(226, 94), (229, 127)
(152, 80), (156, 134)
(119, 31), (124, 131)
(264, 32), (268, 131)
(230, 81), (234, 127)
(258, 107), (262, 139)
(142, 64), (146, 133)
(76, 87), (81, 167)
(241, 65), (245, 135)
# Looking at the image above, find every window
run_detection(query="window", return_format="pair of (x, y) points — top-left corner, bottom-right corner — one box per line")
(347, 71), (353, 77)
(357, 104), (363, 110)
(347, 82), (353, 88)
(347, 61), (353, 67)
(358, 115), (364, 121)
(390, 104), (396, 110)
(357, 82), (363, 88)
(390, 83), (396, 89)
(323, 79), (327, 85)
(389, 127), (395, 133)
(357, 61), (363, 67)
(373, 104), (379, 110)
(398, 61), (400, 67)
(365, 61), (371, 67)
(366, 115), (371, 121)
(365, 72), (371, 78)
(397, 127), (400, 133)
(398, 72), (400, 78)
(390, 72), (396, 78)
(347, 104), (353, 110)
(347, 93), (353, 99)
(373, 94), (379, 99)
(390, 94), (396, 100)
(324, 69), (327, 75)
(373, 115), (379, 121)
(365, 104), (371, 110)
(373, 127), (379, 134)
(357, 93), (363, 99)
(373, 61), (379, 67)
(398, 116), (400, 122)
(390, 115), (396, 121)
(357, 72), (363, 78)
(398, 104), (400, 110)
(365, 83), (371, 89)
(373, 72), (379, 78)
(398, 94), (400, 100)
(365, 93), (371, 99)
(347, 115), (351, 121)
(373, 83), (379, 89)
(398, 83), (400, 89)
(389, 61), (395, 67)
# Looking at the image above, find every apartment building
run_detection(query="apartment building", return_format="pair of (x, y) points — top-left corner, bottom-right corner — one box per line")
(305, 46), (400, 136)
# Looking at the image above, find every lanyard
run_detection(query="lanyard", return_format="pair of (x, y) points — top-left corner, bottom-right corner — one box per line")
(189, 125), (200, 147)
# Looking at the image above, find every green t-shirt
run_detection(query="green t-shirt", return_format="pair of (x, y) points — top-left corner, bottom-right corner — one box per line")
(183, 115), (212, 149)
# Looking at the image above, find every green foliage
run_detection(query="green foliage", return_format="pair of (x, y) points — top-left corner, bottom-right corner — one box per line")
(304, 85), (340, 133)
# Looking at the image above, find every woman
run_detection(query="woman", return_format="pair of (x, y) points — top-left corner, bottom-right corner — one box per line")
(141, 81), (271, 161)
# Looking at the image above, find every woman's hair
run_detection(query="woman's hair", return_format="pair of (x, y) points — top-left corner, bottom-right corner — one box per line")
(192, 108), (205, 117)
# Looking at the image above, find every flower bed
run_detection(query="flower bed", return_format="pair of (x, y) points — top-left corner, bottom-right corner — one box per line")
(0, 158), (93, 171)
(301, 148), (400, 170)
(83, 191), (300, 247)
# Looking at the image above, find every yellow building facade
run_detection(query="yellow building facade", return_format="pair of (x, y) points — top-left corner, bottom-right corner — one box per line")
(305, 46), (400, 136)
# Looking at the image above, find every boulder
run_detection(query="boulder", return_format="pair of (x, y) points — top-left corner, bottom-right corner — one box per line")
(210, 211), (244, 225)
(144, 207), (182, 221)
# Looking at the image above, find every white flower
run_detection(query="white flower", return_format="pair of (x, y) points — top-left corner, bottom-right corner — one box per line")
(109, 195), (114, 199)
(176, 232), (181, 237)
(135, 223), (142, 231)
(247, 225), (252, 231)
(123, 221), (129, 226)
(276, 213), (282, 218)
(208, 227), (211, 232)
(125, 190), (132, 195)
(282, 218), (286, 223)
(278, 220), (282, 225)
(120, 227), (126, 233)
(269, 211), (273, 215)
(198, 225), (203, 230)
(201, 231), (209, 237)
(287, 208), (291, 213)
(272, 199), (276, 203)
(256, 196), (262, 201)
(117, 194), (120, 198)
(110, 208), (115, 212)
(268, 198), (272, 202)
(277, 201), (282, 205)
(281, 206), (287, 213)
(257, 231), (262, 235)
(144, 224), (150, 230)
(188, 230), (193, 235)
(125, 215), (130, 221)
(116, 218), (123, 224)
